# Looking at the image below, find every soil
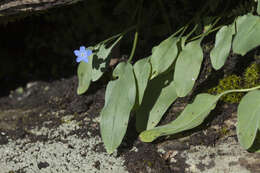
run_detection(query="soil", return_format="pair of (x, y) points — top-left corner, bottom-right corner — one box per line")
(1, 1), (260, 172)
(1, 41), (260, 172)
(1, 71), (260, 172)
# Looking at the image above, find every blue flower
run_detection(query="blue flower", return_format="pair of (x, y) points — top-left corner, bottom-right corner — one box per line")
(74, 46), (92, 63)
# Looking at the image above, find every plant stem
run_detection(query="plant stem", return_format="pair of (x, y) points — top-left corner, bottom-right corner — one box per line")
(100, 25), (136, 45)
(185, 24), (198, 40)
(129, 2), (140, 28)
(128, 31), (138, 63)
(128, 0), (143, 63)
(171, 25), (187, 38)
(219, 85), (260, 98)
(187, 17), (221, 42)
(157, 0), (172, 33)
(188, 25), (223, 42)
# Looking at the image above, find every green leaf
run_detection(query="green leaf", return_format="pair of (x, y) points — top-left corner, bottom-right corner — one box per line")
(237, 90), (260, 149)
(135, 71), (178, 131)
(77, 54), (93, 95)
(174, 38), (203, 97)
(233, 14), (260, 56)
(100, 62), (136, 154)
(150, 35), (179, 78)
(92, 36), (122, 81)
(133, 58), (151, 105)
(139, 93), (219, 142)
(210, 24), (235, 70)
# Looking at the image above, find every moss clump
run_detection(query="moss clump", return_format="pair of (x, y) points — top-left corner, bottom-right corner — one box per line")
(208, 75), (243, 103)
(208, 62), (260, 103)
(243, 62), (260, 88)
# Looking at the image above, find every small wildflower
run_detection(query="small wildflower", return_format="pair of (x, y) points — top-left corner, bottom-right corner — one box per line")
(74, 46), (92, 63)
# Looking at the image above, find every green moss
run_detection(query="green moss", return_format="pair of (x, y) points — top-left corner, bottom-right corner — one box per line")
(220, 127), (229, 136)
(208, 75), (243, 103)
(143, 160), (153, 167)
(243, 62), (260, 88)
(208, 62), (260, 103)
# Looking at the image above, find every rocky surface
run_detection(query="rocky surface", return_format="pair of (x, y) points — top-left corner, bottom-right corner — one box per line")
(0, 0), (82, 16)
(0, 76), (260, 173)
(0, 114), (127, 173)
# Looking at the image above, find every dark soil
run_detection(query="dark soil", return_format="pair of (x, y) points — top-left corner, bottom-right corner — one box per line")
(1, 40), (257, 172)
(0, 72), (242, 173)
(0, 75), (172, 172)
(1, 1), (259, 172)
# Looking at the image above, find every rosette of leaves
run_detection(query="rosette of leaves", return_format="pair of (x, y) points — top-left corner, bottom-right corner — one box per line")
(77, 0), (260, 154)
(140, 8), (260, 152)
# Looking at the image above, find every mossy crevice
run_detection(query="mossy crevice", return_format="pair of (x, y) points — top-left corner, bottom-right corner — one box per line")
(208, 62), (260, 103)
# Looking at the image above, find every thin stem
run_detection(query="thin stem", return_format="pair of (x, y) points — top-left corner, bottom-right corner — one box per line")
(200, 17), (221, 39)
(185, 24), (198, 40)
(219, 85), (260, 98)
(170, 25), (187, 38)
(129, 3), (140, 28)
(188, 25), (223, 42)
(187, 17), (221, 42)
(100, 25), (136, 45)
(179, 24), (189, 37)
(128, 31), (138, 63)
(157, 0), (172, 33)
(189, 1), (211, 25)
(137, 0), (144, 31)
(128, 0), (143, 63)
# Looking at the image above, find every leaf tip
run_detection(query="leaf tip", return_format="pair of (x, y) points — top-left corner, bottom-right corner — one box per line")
(77, 87), (85, 95)
(105, 145), (116, 154)
(139, 132), (155, 143)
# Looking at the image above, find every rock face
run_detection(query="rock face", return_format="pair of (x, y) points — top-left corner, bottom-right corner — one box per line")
(0, 76), (260, 173)
(0, 0), (82, 16)
(0, 77), (128, 172)
(157, 136), (260, 173)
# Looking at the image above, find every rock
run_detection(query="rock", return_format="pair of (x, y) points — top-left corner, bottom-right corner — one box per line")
(1, 76), (260, 173)
(0, 0), (82, 16)
(161, 136), (260, 173)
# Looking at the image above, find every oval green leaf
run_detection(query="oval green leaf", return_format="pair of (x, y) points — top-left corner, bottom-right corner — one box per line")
(237, 90), (260, 149)
(139, 93), (219, 142)
(133, 58), (151, 105)
(77, 54), (93, 95)
(233, 14), (260, 56)
(135, 71), (178, 132)
(150, 35), (179, 78)
(174, 38), (203, 97)
(100, 62), (136, 154)
(210, 24), (235, 70)
(92, 36), (122, 81)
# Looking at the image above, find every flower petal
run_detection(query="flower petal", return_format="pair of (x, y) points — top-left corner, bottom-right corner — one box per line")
(86, 50), (93, 57)
(80, 46), (86, 51)
(74, 50), (80, 56)
(76, 57), (83, 63)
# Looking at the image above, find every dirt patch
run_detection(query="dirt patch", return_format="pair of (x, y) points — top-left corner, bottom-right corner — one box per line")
(124, 141), (171, 173)
(0, 75), (260, 173)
